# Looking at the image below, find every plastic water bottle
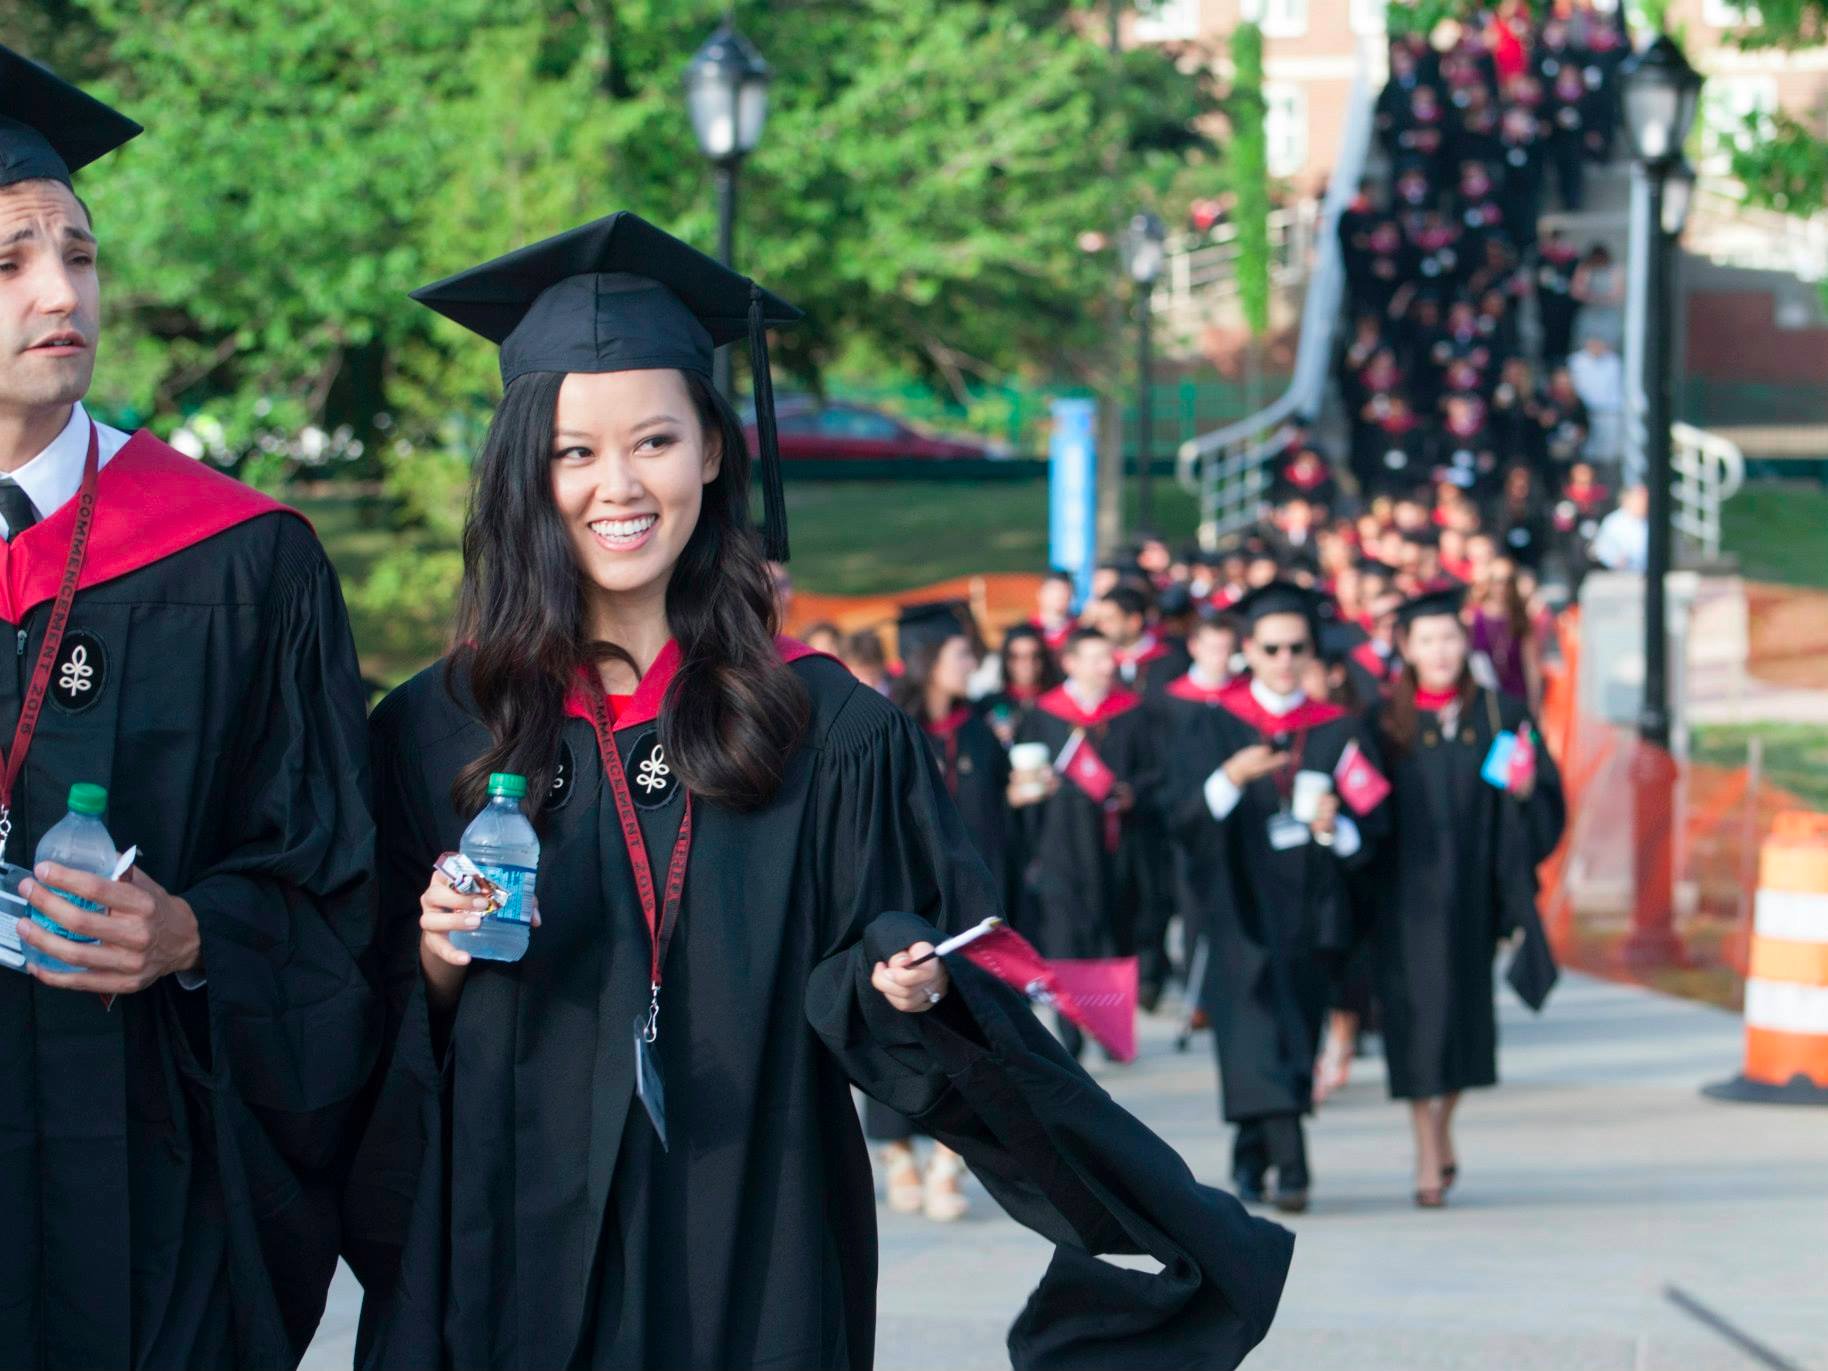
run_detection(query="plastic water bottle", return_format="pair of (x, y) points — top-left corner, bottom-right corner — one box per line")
(25, 782), (118, 974)
(449, 772), (538, 963)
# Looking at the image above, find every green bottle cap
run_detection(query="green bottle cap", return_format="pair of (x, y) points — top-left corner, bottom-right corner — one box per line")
(487, 772), (528, 799)
(67, 783), (108, 816)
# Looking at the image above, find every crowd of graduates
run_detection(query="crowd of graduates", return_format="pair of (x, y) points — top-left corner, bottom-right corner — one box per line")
(1341, 8), (1641, 598)
(805, 524), (1567, 1217)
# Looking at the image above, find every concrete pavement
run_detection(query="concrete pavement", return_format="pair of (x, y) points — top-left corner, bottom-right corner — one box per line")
(304, 972), (1828, 1370)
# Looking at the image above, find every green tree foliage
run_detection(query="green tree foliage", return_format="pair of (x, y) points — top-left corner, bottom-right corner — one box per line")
(46, 0), (1220, 463)
(1225, 21), (1270, 340)
(1717, 0), (1828, 247)
(32, 1), (1225, 654)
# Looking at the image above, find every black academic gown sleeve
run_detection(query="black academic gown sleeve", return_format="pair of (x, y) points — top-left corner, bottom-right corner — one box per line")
(803, 699), (1294, 1371)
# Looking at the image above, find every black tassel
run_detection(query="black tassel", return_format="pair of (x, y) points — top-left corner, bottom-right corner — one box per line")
(749, 283), (790, 563)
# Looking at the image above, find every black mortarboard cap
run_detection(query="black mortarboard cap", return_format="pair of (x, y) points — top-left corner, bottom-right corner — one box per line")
(1394, 585), (1466, 628)
(1319, 618), (1370, 661)
(0, 47), (142, 190)
(1232, 581), (1328, 636)
(411, 211), (804, 560)
(896, 601), (970, 663)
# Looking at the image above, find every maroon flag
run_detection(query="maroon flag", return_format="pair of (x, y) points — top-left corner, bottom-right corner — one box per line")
(958, 923), (1139, 1062)
(1056, 728), (1116, 805)
(1333, 738), (1391, 816)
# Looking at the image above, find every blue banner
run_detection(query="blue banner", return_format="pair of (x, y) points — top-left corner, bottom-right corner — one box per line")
(1048, 397), (1098, 608)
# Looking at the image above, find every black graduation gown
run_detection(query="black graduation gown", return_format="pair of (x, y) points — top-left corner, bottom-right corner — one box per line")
(1011, 688), (1154, 962)
(923, 707), (1012, 911)
(0, 432), (376, 1371)
(1368, 690), (1565, 1100)
(345, 648), (1291, 1371)
(1156, 676), (1234, 955)
(1166, 686), (1386, 1123)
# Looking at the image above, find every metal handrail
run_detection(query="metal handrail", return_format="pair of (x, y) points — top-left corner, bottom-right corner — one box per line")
(1175, 35), (1382, 547)
(1670, 421), (1746, 563)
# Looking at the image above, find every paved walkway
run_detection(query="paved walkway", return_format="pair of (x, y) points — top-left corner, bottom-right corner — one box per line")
(305, 973), (1827, 1370)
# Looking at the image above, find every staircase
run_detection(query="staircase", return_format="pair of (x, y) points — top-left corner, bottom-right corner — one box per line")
(1174, 33), (1748, 565)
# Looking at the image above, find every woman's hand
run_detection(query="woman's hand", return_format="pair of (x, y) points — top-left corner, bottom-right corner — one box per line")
(871, 943), (950, 1013)
(419, 869), (487, 1008)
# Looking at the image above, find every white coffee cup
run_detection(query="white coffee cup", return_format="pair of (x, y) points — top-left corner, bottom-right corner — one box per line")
(1291, 769), (1334, 824)
(1009, 742), (1051, 774)
(1009, 742), (1053, 801)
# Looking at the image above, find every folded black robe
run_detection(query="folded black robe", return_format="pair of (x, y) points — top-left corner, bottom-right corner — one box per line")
(345, 652), (1290, 1371)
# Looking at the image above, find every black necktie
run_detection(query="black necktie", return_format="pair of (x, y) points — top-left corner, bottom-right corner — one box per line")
(0, 478), (36, 540)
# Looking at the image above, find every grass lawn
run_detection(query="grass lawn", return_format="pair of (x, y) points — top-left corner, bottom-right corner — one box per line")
(1689, 720), (1828, 813)
(1719, 482), (1828, 589)
(781, 474), (1202, 594)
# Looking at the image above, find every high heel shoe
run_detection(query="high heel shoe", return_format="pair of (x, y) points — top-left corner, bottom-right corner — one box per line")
(1441, 1163), (1458, 1191)
(1414, 1186), (1447, 1209)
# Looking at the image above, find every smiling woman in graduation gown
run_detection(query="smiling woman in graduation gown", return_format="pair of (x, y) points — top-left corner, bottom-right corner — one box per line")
(343, 215), (1292, 1371)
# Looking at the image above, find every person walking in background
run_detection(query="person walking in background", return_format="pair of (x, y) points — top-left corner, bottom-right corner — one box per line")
(977, 622), (1061, 747)
(866, 603), (1013, 1223)
(1590, 482), (1650, 572)
(1011, 628), (1154, 1059)
(1469, 557), (1544, 713)
(1167, 584), (1387, 1214)
(1368, 589), (1564, 1208)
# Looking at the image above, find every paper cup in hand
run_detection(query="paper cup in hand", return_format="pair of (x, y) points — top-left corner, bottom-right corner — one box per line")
(1009, 742), (1052, 800)
(1291, 769), (1334, 824)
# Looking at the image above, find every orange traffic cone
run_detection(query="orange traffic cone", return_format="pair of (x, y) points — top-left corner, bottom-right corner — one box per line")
(1706, 812), (1828, 1105)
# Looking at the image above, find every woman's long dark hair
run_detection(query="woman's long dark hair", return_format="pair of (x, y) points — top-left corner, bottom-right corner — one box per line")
(1379, 632), (1476, 759)
(449, 368), (810, 816)
(999, 623), (1063, 696)
(890, 631), (969, 721)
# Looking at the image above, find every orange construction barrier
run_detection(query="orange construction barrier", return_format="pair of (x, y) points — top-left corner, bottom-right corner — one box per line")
(1705, 811), (1828, 1105)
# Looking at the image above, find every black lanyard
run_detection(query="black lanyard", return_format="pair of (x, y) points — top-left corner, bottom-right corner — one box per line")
(583, 687), (693, 1043)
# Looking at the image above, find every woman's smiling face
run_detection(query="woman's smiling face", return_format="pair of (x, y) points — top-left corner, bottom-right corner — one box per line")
(549, 368), (721, 601)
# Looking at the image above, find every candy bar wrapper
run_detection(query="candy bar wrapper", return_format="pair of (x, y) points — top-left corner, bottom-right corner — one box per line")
(436, 851), (505, 912)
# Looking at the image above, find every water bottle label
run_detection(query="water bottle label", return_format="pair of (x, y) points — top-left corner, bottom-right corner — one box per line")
(31, 888), (104, 945)
(479, 863), (535, 926)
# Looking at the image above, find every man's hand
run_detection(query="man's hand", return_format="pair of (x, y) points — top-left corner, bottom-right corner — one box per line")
(1224, 744), (1291, 788)
(1309, 792), (1341, 837)
(16, 864), (201, 996)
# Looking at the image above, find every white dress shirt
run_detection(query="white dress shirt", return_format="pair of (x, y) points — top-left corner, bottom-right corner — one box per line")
(0, 403), (133, 535)
(1203, 680), (1362, 856)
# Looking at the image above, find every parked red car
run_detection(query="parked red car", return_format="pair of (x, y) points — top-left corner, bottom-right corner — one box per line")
(743, 399), (1003, 462)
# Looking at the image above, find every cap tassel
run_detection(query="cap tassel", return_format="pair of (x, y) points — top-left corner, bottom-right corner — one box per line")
(749, 283), (790, 563)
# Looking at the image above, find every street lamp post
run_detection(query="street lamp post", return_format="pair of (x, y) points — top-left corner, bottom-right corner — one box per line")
(1120, 212), (1166, 533)
(684, 19), (772, 397)
(1619, 34), (1703, 968)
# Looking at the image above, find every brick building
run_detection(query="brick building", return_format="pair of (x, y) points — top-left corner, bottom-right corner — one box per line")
(1123, 0), (1828, 193)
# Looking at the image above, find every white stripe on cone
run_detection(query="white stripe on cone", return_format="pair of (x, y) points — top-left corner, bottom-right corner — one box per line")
(1744, 978), (1828, 1036)
(1754, 890), (1828, 944)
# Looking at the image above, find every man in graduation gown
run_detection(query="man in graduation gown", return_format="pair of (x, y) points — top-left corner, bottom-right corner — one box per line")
(1086, 584), (1187, 1007)
(1167, 585), (1387, 1212)
(0, 50), (376, 1370)
(1011, 628), (1154, 1056)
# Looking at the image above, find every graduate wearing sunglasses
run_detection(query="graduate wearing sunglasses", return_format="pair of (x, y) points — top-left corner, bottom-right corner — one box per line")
(1167, 583), (1389, 1214)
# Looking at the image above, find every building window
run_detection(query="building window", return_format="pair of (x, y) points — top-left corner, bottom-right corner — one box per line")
(1241, 0), (1309, 38)
(1265, 83), (1308, 178)
(1134, 0), (1201, 42)
(1699, 76), (1777, 173)
(1350, 0), (1387, 34)
(1701, 0), (1763, 26)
